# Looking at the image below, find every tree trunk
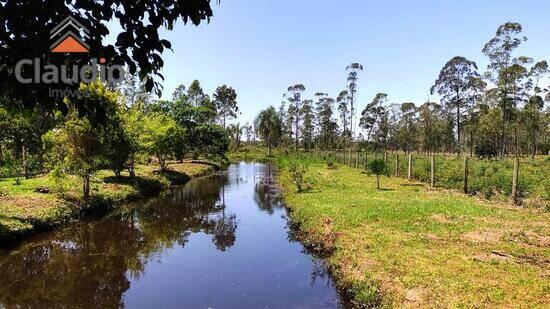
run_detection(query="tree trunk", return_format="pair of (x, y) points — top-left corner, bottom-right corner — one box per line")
(531, 139), (536, 161)
(430, 155), (435, 188)
(395, 153), (399, 177)
(83, 174), (90, 201)
(350, 96), (354, 140)
(470, 131), (474, 157)
(376, 174), (380, 189)
(501, 110), (507, 158)
(128, 156), (136, 178)
(512, 156), (519, 204)
(295, 117), (299, 152)
(457, 104), (461, 157)
(463, 156), (469, 194)
(22, 145), (29, 179)
(407, 154), (413, 180)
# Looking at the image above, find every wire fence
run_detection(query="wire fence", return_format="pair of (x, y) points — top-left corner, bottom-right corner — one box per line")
(309, 149), (549, 206)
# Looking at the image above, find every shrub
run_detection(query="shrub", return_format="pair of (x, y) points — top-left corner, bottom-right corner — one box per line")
(289, 162), (311, 193)
(368, 159), (386, 189)
(327, 160), (337, 170)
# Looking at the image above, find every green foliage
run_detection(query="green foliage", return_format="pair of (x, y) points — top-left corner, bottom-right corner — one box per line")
(254, 106), (283, 156)
(279, 157), (548, 307)
(382, 153), (548, 206)
(213, 85), (239, 128)
(189, 124), (230, 161)
(288, 162), (311, 193)
(0, 150), (19, 178)
(368, 159), (386, 175)
(368, 158), (386, 189)
(1, 0), (214, 109)
(475, 143), (499, 158)
(227, 123), (243, 149)
(42, 82), (128, 199)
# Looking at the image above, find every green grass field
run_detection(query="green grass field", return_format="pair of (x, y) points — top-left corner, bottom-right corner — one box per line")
(326, 151), (550, 210)
(277, 155), (549, 307)
(0, 162), (213, 243)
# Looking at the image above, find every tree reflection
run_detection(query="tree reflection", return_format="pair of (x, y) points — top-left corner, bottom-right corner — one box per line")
(0, 174), (238, 308)
(212, 213), (237, 251)
(254, 164), (283, 214)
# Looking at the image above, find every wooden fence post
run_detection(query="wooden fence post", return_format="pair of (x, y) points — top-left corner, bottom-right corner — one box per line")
(22, 145), (28, 179)
(344, 150), (347, 166)
(355, 151), (359, 168)
(463, 156), (469, 194)
(430, 155), (435, 188)
(512, 157), (519, 204)
(407, 153), (413, 180)
(395, 153), (399, 177)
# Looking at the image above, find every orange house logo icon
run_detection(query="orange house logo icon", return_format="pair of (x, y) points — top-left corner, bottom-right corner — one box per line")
(50, 16), (90, 53)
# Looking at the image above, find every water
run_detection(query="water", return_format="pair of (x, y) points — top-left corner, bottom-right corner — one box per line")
(0, 163), (345, 308)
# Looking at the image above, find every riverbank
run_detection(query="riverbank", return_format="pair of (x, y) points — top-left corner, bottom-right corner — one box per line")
(0, 162), (215, 244)
(277, 156), (549, 307)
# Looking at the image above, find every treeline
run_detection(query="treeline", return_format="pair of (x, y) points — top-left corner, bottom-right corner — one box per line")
(255, 22), (549, 159)
(0, 77), (240, 198)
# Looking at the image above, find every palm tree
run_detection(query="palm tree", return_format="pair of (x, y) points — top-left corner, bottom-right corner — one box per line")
(254, 106), (282, 156)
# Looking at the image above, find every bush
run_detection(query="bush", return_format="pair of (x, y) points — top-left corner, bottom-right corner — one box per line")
(327, 159), (337, 170)
(289, 162), (311, 193)
(475, 143), (498, 158)
(368, 159), (386, 189)
(0, 150), (20, 178)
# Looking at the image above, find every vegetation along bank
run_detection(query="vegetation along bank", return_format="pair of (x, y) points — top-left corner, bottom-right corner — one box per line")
(276, 155), (548, 308)
(1, 78), (239, 244)
(277, 157), (550, 307)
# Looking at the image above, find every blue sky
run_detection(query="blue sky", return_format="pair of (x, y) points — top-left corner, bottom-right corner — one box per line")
(118, 0), (550, 125)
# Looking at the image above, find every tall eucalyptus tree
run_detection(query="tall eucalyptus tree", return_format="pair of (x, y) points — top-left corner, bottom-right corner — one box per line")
(301, 99), (315, 151)
(360, 93), (388, 143)
(337, 90), (350, 140)
(431, 56), (480, 156)
(213, 85), (239, 129)
(346, 63), (364, 139)
(482, 22), (529, 156)
(315, 93), (338, 150)
(286, 84), (306, 150)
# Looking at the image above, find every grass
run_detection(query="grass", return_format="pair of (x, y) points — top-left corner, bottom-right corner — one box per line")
(328, 151), (550, 210)
(226, 143), (288, 162)
(0, 161), (213, 243)
(277, 155), (549, 308)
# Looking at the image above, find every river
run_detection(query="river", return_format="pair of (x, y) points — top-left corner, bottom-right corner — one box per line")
(0, 163), (346, 308)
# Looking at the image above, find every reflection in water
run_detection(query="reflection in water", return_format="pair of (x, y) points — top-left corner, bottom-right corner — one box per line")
(0, 163), (344, 309)
(254, 164), (283, 214)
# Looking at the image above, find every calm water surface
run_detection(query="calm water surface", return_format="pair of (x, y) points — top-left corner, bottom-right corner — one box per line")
(0, 163), (345, 308)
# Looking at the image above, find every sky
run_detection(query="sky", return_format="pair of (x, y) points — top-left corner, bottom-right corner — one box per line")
(111, 0), (550, 125)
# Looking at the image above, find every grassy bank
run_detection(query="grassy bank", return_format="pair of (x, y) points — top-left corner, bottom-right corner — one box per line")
(325, 151), (550, 209)
(0, 162), (214, 243)
(277, 155), (549, 308)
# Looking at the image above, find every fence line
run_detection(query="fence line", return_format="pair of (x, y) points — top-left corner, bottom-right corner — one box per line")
(313, 150), (524, 204)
